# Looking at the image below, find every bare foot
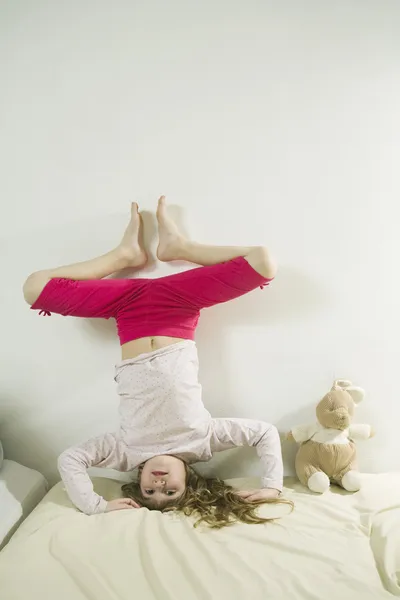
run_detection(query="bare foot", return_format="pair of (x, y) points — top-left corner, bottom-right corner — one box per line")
(156, 196), (186, 261)
(118, 202), (147, 267)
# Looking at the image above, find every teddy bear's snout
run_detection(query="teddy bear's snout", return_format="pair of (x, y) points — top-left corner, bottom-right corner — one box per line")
(332, 408), (350, 429)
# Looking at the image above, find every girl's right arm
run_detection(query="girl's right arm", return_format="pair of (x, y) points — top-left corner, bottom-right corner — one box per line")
(57, 433), (124, 515)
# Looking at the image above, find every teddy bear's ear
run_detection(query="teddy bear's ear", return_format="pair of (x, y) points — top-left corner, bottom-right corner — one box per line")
(332, 379), (352, 390)
(332, 380), (365, 405)
(346, 386), (365, 405)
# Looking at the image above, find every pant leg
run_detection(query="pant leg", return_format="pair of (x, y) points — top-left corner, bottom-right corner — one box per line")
(31, 277), (149, 319)
(156, 256), (272, 311)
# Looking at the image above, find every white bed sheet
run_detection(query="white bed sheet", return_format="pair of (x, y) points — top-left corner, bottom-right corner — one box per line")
(0, 473), (399, 600)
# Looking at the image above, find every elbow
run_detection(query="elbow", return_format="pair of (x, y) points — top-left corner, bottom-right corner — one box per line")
(57, 450), (67, 474)
(57, 449), (74, 477)
(259, 423), (281, 446)
(268, 423), (279, 437)
(272, 424), (282, 445)
(267, 424), (282, 448)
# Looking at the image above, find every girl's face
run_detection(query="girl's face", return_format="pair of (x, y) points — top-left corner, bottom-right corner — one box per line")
(140, 456), (187, 506)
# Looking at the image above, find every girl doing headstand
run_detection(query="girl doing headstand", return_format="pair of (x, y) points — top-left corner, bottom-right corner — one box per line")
(23, 197), (285, 529)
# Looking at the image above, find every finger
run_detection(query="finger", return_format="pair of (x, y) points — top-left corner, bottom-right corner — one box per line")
(236, 491), (253, 498)
(122, 499), (137, 506)
(245, 493), (262, 503)
(115, 500), (133, 509)
(123, 498), (141, 509)
(240, 492), (258, 500)
(117, 502), (135, 510)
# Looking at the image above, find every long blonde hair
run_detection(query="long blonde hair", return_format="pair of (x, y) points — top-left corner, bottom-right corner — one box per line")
(122, 464), (292, 529)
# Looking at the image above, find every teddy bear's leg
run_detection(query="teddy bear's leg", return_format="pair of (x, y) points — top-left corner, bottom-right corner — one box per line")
(307, 471), (331, 493)
(335, 447), (361, 492)
(340, 470), (362, 492)
(295, 442), (330, 492)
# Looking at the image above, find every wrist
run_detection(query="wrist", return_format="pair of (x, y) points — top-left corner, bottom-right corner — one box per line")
(263, 487), (281, 497)
(261, 479), (283, 494)
(96, 497), (108, 513)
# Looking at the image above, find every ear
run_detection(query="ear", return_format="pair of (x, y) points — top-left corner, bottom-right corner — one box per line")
(332, 379), (352, 390)
(332, 380), (365, 405)
(346, 386), (365, 405)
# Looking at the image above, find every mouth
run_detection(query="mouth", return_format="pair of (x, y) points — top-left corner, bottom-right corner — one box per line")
(152, 471), (168, 476)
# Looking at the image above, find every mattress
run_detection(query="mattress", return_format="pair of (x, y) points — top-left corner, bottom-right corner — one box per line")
(0, 473), (399, 600)
(0, 459), (48, 550)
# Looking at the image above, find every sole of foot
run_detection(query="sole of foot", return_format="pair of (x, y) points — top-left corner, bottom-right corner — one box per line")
(156, 196), (185, 262)
(119, 202), (148, 268)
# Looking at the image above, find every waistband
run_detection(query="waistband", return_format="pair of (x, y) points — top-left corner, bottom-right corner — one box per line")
(115, 340), (196, 369)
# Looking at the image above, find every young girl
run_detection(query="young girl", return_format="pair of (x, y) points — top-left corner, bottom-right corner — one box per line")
(23, 197), (285, 529)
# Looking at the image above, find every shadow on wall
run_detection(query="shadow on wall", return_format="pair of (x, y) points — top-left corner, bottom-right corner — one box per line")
(195, 265), (328, 419)
(275, 403), (319, 478)
(0, 396), (60, 484)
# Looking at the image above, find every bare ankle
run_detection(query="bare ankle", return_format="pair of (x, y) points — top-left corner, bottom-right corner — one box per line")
(157, 235), (185, 262)
(116, 245), (147, 269)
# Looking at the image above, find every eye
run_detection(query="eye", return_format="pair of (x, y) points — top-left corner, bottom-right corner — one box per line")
(144, 490), (154, 495)
(165, 490), (176, 496)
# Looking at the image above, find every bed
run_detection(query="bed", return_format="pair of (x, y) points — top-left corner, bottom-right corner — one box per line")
(0, 473), (399, 600)
(0, 459), (48, 550)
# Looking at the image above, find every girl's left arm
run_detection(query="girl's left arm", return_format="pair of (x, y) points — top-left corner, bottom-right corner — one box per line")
(210, 418), (283, 492)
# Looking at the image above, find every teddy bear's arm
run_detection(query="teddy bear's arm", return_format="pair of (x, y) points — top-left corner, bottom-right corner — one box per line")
(348, 424), (373, 440)
(290, 423), (318, 443)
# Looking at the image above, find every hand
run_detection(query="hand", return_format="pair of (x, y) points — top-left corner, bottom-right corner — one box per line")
(105, 498), (141, 512)
(236, 488), (281, 503)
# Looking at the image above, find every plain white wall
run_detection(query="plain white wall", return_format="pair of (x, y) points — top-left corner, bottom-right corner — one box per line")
(1, 0), (400, 485)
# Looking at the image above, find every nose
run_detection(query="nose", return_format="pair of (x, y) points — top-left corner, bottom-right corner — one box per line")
(333, 409), (349, 429)
(153, 478), (166, 488)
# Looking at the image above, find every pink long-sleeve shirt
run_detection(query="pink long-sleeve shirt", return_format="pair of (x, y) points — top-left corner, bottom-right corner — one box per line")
(58, 341), (283, 514)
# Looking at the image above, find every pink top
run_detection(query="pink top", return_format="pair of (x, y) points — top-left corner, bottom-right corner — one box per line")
(58, 342), (283, 514)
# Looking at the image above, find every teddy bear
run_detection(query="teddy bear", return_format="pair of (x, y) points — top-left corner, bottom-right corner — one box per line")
(287, 380), (374, 493)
